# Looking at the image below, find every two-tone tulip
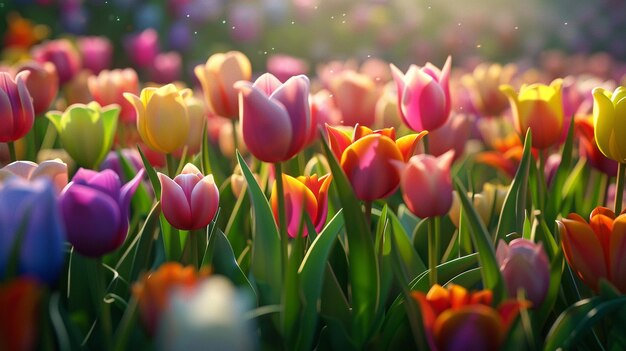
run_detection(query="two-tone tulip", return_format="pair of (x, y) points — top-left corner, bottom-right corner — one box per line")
(158, 164), (219, 231)
(88, 68), (140, 124)
(557, 207), (626, 292)
(327, 124), (427, 201)
(124, 84), (190, 154)
(46, 102), (119, 169)
(411, 284), (528, 351)
(60, 168), (144, 257)
(31, 38), (81, 85)
(401, 151), (454, 219)
(390, 56), (452, 132)
(592, 86), (626, 163)
(0, 160), (67, 194)
(15, 61), (58, 115)
(0, 71), (34, 143)
(194, 51), (252, 119)
(270, 173), (332, 238)
(500, 79), (564, 149)
(496, 239), (550, 306)
(236, 73), (311, 163)
(132, 262), (211, 336)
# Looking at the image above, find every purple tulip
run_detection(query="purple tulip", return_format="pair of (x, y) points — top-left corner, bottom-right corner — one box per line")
(77, 36), (113, 74)
(124, 29), (160, 68)
(0, 178), (65, 285)
(496, 239), (550, 307)
(60, 168), (144, 257)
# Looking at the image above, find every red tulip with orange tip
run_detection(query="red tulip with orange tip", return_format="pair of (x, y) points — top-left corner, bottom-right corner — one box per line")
(412, 284), (529, 351)
(557, 207), (626, 293)
(326, 124), (427, 201)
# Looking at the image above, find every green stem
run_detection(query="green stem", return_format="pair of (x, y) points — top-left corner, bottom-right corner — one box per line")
(275, 162), (288, 279)
(7, 141), (17, 162)
(615, 163), (626, 214)
(422, 134), (430, 155)
(231, 119), (239, 155)
(166, 153), (177, 177)
(537, 149), (547, 211)
(364, 201), (372, 228)
(428, 216), (440, 287)
(88, 258), (112, 350)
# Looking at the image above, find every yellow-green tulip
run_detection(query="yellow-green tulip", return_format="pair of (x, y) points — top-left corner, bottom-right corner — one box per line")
(124, 84), (190, 154)
(592, 86), (626, 163)
(46, 102), (118, 169)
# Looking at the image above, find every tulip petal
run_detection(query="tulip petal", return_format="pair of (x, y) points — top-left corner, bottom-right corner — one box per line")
(325, 124), (352, 161)
(401, 70), (447, 131)
(610, 214), (626, 292)
(0, 91), (16, 141)
(2, 161), (37, 179)
(189, 175), (219, 230)
(31, 160), (68, 193)
(84, 169), (121, 201)
(144, 88), (189, 153)
(593, 88), (617, 160)
(159, 172), (193, 230)
(396, 131), (428, 162)
(434, 305), (503, 351)
(252, 72), (282, 96)
(270, 75), (311, 158)
(559, 218), (608, 290)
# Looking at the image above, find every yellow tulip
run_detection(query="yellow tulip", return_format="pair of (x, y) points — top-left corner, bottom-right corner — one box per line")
(592, 86), (626, 163)
(124, 84), (190, 154)
(500, 79), (564, 149)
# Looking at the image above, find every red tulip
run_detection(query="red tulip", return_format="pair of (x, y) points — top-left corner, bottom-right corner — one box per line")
(0, 71), (34, 142)
(0, 278), (42, 351)
(15, 61), (58, 115)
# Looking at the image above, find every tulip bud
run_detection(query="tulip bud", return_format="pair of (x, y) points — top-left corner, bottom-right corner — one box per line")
(0, 71), (35, 142)
(46, 102), (119, 169)
(496, 239), (550, 306)
(592, 86), (626, 163)
(401, 151), (454, 218)
(158, 164), (219, 231)
(60, 168), (144, 257)
(15, 61), (59, 115)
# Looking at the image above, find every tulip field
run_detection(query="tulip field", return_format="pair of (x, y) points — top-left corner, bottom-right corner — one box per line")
(2, 1), (626, 350)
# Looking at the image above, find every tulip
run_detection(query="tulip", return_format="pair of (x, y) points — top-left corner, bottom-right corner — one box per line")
(327, 124), (427, 201)
(177, 95), (207, 157)
(592, 86), (626, 163)
(412, 284), (528, 351)
(500, 79), (564, 149)
(448, 182), (508, 228)
(218, 119), (247, 158)
(124, 84), (190, 154)
(401, 151), (454, 218)
(0, 159), (67, 194)
(15, 61), (59, 115)
(88, 68), (140, 124)
(266, 54), (309, 83)
(0, 178), (65, 284)
(149, 52), (182, 85)
(496, 239), (550, 306)
(124, 29), (159, 68)
(158, 163), (219, 231)
(420, 113), (471, 159)
(100, 149), (144, 178)
(60, 168), (144, 257)
(194, 51), (252, 119)
(62, 69), (92, 105)
(461, 62), (517, 117)
(46, 102), (119, 169)
(77, 36), (113, 74)
(0, 278), (42, 351)
(390, 56), (452, 132)
(235, 73), (311, 163)
(329, 70), (378, 127)
(557, 207), (626, 292)
(3, 12), (49, 49)
(270, 173), (332, 238)
(374, 82), (402, 130)
(157, 276), (257, 351)
(132, 262), (211, 336)
(31, 38), (81, 85)
(0, 71), (35, 142)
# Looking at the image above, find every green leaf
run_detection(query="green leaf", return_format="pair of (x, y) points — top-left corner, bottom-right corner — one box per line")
(320, 132), (379, 346)
(206, 227), (256, 299)
(535, 248), (564, 328)
(236, 151), (282, 306)
(546, 116), (575, 222)
(115, 149), (152, 214)
(129, 202), (162, 282)
(137, 145), (161, 198)
(495, 130), (533, 243)
(445, 267), (482, 287)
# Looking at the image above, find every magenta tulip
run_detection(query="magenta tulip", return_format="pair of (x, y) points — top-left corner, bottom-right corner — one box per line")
(158, 164), (219, 231)
(77, 36), (113, 74)
(32, 39), (81, 85)
(0, 71), (35, 142)
(401, 150), (454, 218)
(124, 29), (159, 68)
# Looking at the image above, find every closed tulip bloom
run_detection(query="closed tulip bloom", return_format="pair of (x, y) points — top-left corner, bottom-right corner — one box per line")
(236, 73), (311, 163)
(500, 79), (564, 149)
(158, 164), (219, 231)
(329, 70), (378, 127)
(46, 102), (119, 169)
(461, 62), (517, 117)
(496, 239), (550, 306)
(0, 159), (67, 194)
(266, 54), (309, 83)
(270, 173), (332, 237)
(88, 68), (140, 124)
(124, 84), (190, 153)
(132, 262), (211, 336)
(557, 207), (626, 292)
(195, 51), (252, 119)
(0, 278), (42, 351)
(401, 151), (454, 218)
(124, 29), (159, 68)
(15, 61), (58, 115)
(592, 86), (626, 163)
(31, 38), (81, 85)
(77, 36), (113, 74)
(60, 168), (144, 257)
(0, 178), (65, 285)
(390, 56), (452, 132)
(422, 113), (471, 159)
(327, 124), (427, 201)
(0, 71), (34, 142)
(149, 52), (182, 85)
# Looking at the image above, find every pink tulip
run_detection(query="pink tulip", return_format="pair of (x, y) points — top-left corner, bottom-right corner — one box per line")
(149, 52), (182, 84)
(496, 239), (550, 307)
(0, 71), (34, 142)
(88, 68), (140, 124)
(15, 61), (59, 116)
(401, 150), (454, 218)
(0, 160), (68, 194)
(267, 54), (309, 83)
(124, 29), (160, 68)
(329, 70), (379, 127)
(31, 39), (82, 85)
(77, 36), (113, 74)
(158, 164), (219, 231)
(235, 73), (311, 163)
(420, 113), (471, 159)
(390, 56), (452, 132)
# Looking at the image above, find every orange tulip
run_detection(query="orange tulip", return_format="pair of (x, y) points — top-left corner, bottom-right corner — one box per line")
(557, 207), (626, 292)
(0, 278), (42, 351)
(132, 262), (211, 335)
(326, 124), (427, 201)
(412, 284), (528, 351)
